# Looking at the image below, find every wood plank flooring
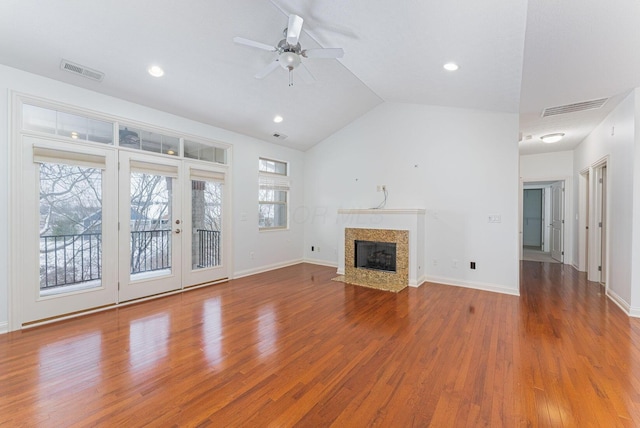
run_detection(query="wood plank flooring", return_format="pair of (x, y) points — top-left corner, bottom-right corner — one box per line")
(1, 262), (640, 426)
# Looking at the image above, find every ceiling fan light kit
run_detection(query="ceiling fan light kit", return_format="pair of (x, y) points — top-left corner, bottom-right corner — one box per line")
(233, 13), (344, 86)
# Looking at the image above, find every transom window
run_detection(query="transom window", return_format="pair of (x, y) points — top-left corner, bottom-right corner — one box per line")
(21, 102), (229, 164)
(258, 157), (289, 230)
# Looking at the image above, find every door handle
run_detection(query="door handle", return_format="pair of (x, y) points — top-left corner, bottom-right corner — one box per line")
(175, 228), (181, 234)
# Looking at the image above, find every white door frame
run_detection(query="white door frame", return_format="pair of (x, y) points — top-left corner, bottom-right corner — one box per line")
(8, 93), (234, 331)
(519, 176), (571, 267)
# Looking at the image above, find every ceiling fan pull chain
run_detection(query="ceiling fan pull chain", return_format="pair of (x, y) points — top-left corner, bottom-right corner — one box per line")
(289, 69), (294, 87)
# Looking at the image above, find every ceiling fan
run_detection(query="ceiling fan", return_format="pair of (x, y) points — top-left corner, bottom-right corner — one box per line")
(233, 14), (344, 86)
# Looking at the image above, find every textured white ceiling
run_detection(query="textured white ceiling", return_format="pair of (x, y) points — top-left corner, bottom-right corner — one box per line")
(0, 0), (639, 154)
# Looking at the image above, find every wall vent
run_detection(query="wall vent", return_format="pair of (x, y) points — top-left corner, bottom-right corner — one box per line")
(542, 98), (608, 117)
(272, 132), (288, 140)
(60, 59), (104, 82)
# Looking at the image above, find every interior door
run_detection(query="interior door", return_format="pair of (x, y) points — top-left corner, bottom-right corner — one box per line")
(182, 162), (228, 287)
(550, 181), (564, 262)
(21, 137), (118, 324)
(118, 152), (182, 302)
(523, 189), (543, 248)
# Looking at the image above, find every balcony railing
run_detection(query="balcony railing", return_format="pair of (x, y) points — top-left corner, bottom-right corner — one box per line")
(130, 229), (172, 275)
(40, 229), (221, 290)
(197, 229), (220, 268)
(40, 233), (102, 289)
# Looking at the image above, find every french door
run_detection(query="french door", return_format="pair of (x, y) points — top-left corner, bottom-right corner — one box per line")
(20, 137), (119, 324)
(20, 143), (228, 324)
(118, 152), (183, 301)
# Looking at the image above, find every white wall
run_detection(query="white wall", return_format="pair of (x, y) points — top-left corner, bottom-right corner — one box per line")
(573, 90), (636, 312)
(0, 65), (305, 331)
(303, 102), (520, 295)
(519, 151), (574, 264)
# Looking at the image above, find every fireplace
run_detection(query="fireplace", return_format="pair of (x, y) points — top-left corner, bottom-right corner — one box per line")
(354, 240), (397, 272)
(343, 228), (409, 292)
(337, 209), (425, 289)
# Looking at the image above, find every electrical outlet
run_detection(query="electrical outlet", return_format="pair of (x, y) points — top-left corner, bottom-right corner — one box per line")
(433, 259), (438, 266)
(452, 259), (458, 269)
(317, 246), (320, 252)
(311, 246), (315, 252)
(470, 261), (476, 270)
(377, 185), (382, 192)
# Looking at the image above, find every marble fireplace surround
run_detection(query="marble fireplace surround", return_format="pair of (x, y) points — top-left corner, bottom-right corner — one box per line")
(337, 209), (426, 289)
(345, 228), (409, 292)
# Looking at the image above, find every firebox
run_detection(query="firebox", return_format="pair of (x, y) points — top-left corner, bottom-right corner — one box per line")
(354, 240), (397, 272)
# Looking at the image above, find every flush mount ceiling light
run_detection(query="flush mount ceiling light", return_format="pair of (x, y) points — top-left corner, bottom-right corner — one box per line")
(443, 62), (459, 71)
(273, 115), (284, 123)
(540, 133), (565, 144)
(148, 65), (165, 77)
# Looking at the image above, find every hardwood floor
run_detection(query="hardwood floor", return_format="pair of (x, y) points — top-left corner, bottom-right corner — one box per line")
(1, 262), (639, 426)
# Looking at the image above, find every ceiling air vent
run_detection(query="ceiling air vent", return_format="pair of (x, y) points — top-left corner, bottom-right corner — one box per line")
(272, 132), (288, 140)
(60, 59), (104, 82)
(542, 98), (608, 118)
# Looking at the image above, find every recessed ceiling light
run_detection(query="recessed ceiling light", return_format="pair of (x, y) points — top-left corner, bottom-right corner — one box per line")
(443, 62), (459, 71)
(273, 115), (284, 123)
(540, 133), (565, 144)
(148, 65), (165, 77)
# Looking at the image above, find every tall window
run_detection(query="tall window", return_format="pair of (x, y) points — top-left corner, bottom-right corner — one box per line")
(258, 157), (289, 230)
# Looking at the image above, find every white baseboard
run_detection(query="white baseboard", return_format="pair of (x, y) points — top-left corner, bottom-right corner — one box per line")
(606, 288), (636, 316)
(409, 275), (427, 288)
(0, 321), (8, 335)
(425, 275), (520, 296)
(233, 258), (304, 280)
(303, 258), (338, 268)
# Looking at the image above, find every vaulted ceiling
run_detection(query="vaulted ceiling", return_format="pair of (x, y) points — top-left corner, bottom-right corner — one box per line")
(1, 0), (639, 154)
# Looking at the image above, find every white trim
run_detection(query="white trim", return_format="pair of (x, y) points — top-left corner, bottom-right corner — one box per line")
(0, 321), (8, 335)
(425, 275), (520, 296)
(303, 258), (338, 268)
(606, 287), (635, 316)
(410, 275), (426, 287)
(233, 258), (303, 279)
(337, 208), (426, 215)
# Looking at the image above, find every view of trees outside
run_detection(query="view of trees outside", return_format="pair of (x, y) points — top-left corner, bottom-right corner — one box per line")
(129, 172), (172, 275)
(192, 180), (222, 269)
(38, 165), (224, 290)
(39, 162), (103, 290)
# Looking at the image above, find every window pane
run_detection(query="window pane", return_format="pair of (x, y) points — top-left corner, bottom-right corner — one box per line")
(119, 126), (141, 149)
(87, 118), (114, 144)
(259, 158), (286, 175)
(23, 104), (57, 134)
(39, 163), (102, 295)
(259, 203), (287, 228)
(57, 111), (89, 140)
(192, 180), (222, 269)
(185, 140), (227, 164)
(130, 173), (173, 277)
(259, 189), (286, 203)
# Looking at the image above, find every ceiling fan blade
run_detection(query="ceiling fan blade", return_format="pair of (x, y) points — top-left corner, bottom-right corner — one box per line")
(301, 48), (344, 59)
(296, 63), (316, 84)
(254, 60), (280, 79)
(233, 37), (276, 52)
(286, 14), (304, 45)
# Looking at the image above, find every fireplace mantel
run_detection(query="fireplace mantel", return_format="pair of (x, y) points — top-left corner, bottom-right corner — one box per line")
(337, 209), (426, 287)
(337, 209), (426, 215)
